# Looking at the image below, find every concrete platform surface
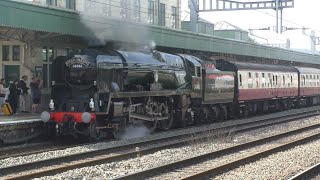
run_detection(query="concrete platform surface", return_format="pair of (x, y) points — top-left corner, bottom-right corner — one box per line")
(0, 113), (41, 125)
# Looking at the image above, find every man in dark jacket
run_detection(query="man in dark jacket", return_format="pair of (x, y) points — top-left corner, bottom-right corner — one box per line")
(18, 75), (30, 113)
(9, 80), (21, 114)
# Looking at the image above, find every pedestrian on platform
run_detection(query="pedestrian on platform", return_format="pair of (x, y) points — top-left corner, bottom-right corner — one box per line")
(18, 75), (30, 113)
(0, 78), (9, 106)
(30, 77), (41, 113)
(8, 80), (21, 114)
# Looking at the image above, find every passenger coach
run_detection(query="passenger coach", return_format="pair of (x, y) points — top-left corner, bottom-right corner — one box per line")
(216, 60), (299, 117)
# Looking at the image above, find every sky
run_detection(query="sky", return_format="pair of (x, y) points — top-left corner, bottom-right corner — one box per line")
(181, 0), (320, 52)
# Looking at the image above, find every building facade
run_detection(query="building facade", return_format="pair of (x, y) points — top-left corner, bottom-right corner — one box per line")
(81, 0), (181, 29)
(16, 0), (181, 29)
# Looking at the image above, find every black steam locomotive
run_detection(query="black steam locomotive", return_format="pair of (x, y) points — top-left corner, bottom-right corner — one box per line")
(41, 48), (234, 139)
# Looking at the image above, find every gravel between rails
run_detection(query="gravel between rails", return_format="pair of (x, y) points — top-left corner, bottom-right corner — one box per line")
(32, 116), (320, 180)
(148, 128), (320, 180)
(0, 113), (317, 169)
(0, 142), (54, 158)
(212, 139), (320, 180)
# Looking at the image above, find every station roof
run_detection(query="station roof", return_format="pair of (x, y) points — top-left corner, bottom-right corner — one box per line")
(1, 0), (320, 65)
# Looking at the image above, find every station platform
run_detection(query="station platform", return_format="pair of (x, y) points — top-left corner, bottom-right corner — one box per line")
(0, 113), (43, 145)
(0, 113), (41, 125)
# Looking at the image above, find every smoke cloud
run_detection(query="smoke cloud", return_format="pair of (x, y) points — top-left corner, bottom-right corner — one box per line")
(120, 125), (150, 140)
(79, 0), (154, 49)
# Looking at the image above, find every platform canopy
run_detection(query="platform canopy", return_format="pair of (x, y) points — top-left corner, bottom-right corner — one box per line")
(1, 0), (320, 65)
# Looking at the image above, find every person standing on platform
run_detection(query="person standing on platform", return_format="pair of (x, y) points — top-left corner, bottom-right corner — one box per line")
(0, 78), (9, 106)
(8, 80), (21, 114)
(30, 77), (41, 113)
(18, 75), (30, 113)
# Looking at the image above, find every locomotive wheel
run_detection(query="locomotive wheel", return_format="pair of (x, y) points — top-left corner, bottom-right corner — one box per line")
(112, 119), (127, 140)
(159, 103), (173, 130)
(160, 114), (174, 130)
(113, 126), (127, 140)
(185, 108), (195, 126)
(89, 124), (104, 141)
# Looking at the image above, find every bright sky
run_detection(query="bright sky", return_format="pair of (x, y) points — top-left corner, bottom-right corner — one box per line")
(181, 0), (320, 52)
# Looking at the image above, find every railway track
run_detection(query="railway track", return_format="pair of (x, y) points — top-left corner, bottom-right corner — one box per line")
(1, 106), (318, 161)
(0, 139), (93, 160)
(115, 123), (320, 180)
(0, 107), (319, 179)
(289, 162), (320, 180)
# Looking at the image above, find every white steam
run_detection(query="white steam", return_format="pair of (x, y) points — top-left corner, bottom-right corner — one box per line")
(79, 0), (154, 49)
(120, 125), (150, 140)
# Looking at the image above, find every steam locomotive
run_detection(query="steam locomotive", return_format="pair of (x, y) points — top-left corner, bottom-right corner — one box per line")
(41, 48), (320, 139)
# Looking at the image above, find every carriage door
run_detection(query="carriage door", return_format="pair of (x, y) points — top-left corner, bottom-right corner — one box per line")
(271, 73), (276, 97)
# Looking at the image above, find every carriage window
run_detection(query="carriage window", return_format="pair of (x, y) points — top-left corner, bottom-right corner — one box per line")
(239, 74), (242, 86)
(248, 72), (252, 78)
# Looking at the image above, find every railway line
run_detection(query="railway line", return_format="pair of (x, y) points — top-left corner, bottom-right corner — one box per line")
(0, 106), (319, 179)
(1, 105), (318, 161)
(289, 162), (320, 180)
(0, 141), (92, 160)
(116, 122), (320, 180)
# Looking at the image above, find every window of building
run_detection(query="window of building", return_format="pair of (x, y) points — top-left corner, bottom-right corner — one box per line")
(42, 47), (55, 88)
(12, 45), (20, 61)
(101, 0), (111, 16)
(159, 3), (166, 26)
(66, 0), (76, 10)
(255, 72), (259, 78)
(283, 75), (285, 85)
(171, 6), (177, 28)
(49, 47), (55, 62)
(120, 0), (129, 20)
(47, 0), (57, 6)
(239, 74), (242, 86)
(133, 0), (140, 22)
(262, 73), (265, 78)
(42, 47), (47, 61)
(2, 45), (10, 61)
(248, 72), (252, 78)
(148, 0), (154, 24)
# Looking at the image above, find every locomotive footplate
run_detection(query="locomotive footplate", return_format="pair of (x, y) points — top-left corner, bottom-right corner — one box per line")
(95, 122), (120, 130)
(129, 113), (169, 122)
